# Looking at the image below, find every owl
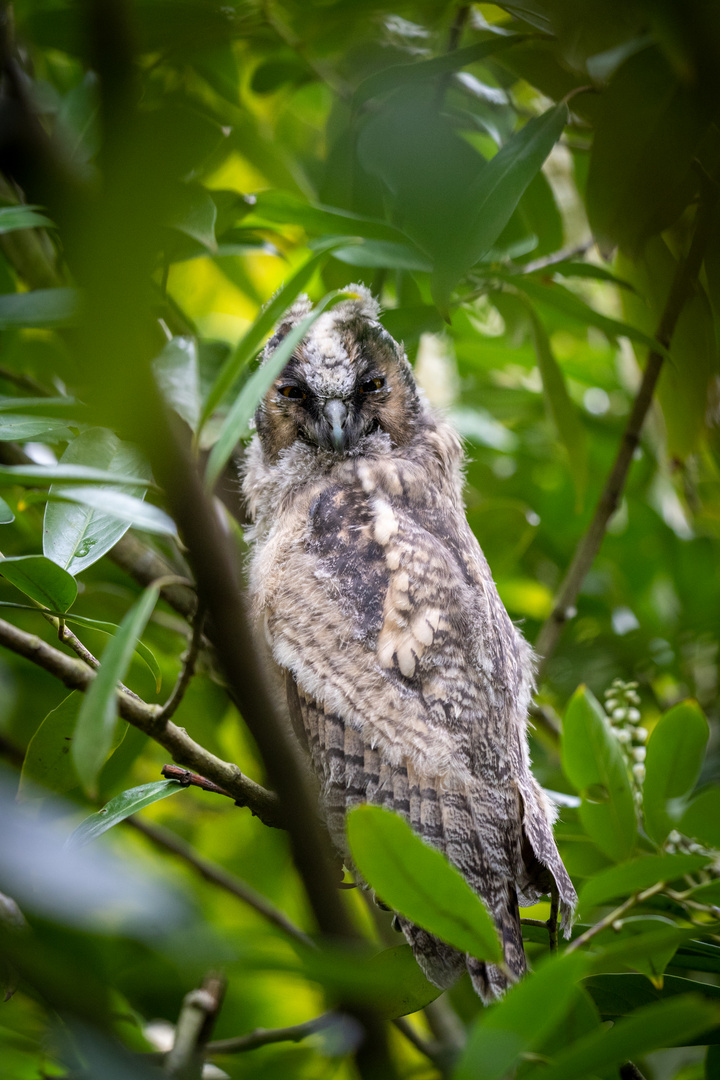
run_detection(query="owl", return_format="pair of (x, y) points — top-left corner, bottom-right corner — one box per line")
(242, 285), (576, 1000)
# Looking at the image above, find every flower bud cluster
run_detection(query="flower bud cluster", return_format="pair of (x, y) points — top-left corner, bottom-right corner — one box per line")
(604, 679), (646, 801)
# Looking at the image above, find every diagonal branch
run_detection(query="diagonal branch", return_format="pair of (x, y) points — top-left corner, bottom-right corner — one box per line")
(0, 615), (282, 828)
(534, 190), (718, 679)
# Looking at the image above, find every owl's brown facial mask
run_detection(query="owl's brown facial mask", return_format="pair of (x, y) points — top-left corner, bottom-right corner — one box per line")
(256, 316), (421, 460)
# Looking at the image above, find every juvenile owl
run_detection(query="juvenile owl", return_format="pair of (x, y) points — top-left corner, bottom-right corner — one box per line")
(242, 285), (576, 1000)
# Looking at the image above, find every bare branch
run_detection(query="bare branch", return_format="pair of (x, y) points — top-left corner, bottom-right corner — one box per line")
(0, 616), (282, 828)
(205, 1013), (336, 1055)
(157, 605), (205, 722)
(128, 816), (315, 948)
(535, 189), (719, 678)
(566, 882), (665, 953)
(164, 973), (226, 1079)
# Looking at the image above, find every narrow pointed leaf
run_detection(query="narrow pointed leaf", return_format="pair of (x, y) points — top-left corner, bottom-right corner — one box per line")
(0, 554), (77, 611)
(0, 287), (78, 328)
(0, 463), (157, 487)
(47, 487), (176, 536)
(680, 787), (720, 849)
(643, 700), (709, 843)
(0, 414), (74, 441)
(0, 495), (13, 523)
(432, 104), (568, 315)
(68, 781), (184, 847)
(347, 805), (502, 963)
(0, 205), (54, 233)
(72, 585), (159, 797)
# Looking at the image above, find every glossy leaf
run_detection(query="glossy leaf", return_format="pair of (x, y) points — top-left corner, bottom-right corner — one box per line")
(454, 952), (589, 1080)
(0, 204), (54, 233)
(679, 788), (720, 850)
(431, 104), (568, 315)
(524, 995), (719, 1080)
(244, 190), (404, 244)
(165, 184), (217, 251)
(579, 853), (711, 912)
(46, 487), (176, 536)
(152, 336), (201, 431)
(68, 781), (184, 847)
(527, 307), (587, 505)
(0, 395), (79, 413)
(346, 805), (502, 963)
(589, 917), (688, 986)
(0, 414), (74, 441)
(43, 428), (153, 575)
(0, 288), (78, 328)
(0, 495), (13, 523)
(72, 585), (159, 797)
(643, 700), (709, 843)
(0, 554), (77, 611)
(20, 692), (84, 795)
(562, 686), (637, 861)
(204, 289), (351, 488)
(0, 463), (157, 487)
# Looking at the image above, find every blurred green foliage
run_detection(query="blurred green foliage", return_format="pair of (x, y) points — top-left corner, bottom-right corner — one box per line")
(0, 1), (719, 1078)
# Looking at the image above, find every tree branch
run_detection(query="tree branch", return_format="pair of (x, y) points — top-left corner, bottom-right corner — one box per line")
(156, 604), (205, 722)
(164, 973), (226, 1079)
(0, 616), (283, 828)
(205, 1012), (336, 1055)
(127, 815), (315, 949)
(534, 190), (719, 679)
(566, 882), (665, 953)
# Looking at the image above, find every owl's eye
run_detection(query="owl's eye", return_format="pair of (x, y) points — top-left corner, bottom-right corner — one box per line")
(278, 384), (305, 400)
(360, 376), (385, 394)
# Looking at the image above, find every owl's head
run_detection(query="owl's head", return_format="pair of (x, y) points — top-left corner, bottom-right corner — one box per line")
(255, 285), (422, 461)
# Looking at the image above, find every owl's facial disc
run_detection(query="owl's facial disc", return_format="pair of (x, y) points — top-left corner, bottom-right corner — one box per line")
(270, 366), (389, 455)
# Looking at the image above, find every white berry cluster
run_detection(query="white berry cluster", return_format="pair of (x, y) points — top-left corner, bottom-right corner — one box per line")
(604, 679), (647, 801)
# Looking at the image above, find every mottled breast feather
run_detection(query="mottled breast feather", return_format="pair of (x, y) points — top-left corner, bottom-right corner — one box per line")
(242, 287), (577, 1001)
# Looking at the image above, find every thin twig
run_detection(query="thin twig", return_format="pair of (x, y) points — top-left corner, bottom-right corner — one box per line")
(0, 364), (54, 396)
(534, 188), (719, 678)
(205, 1012), (335, 1054)
(392, 1017), (448, 1072)
(566, 882), (665, 953)
(0, 616), (283, 827)
(518, 243), (591, 275)
(159, 764), (235, 799)
(156, 605), (205, 722)
(127, 816), (315, 949)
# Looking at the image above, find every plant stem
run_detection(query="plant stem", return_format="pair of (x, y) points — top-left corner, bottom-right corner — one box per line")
(534, 191), (718, 679)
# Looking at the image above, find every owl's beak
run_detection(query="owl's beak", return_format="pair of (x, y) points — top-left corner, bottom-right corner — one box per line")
(323, 399), (349, 452)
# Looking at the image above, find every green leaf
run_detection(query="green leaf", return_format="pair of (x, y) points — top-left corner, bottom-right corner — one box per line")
(327, 238), (431, 271)
(0, 395), (79, 413)
(453, 952), (590, 1080)
(165, 184), (217, 251)
(579, 853), (712, 912)
(0, 554), (77, 611)
(72, 585), (159, 797)
(244, 190), (405, 244)
(679, 787), (720, 849)
(0, 463), (157, 487)
(431, 103), (568, 316)
(588, 917), (688, 986)
(643, 700), (709, 843)
(46, 487), (176, 536)
(20, 692), (83, 796)
(0, 288), (78, 328)
(0, 205), (54, 234)
(0, 414), (74, 441)
(0, 495), (14, 523)
(525, 995), (720, 1080)
(585, 972), (720, 1027)
(527, 307), (587, 505)
(68, 781), (184, 847)
(346, 805), (502, 963)
(586, 46), (712, 254)
(199, 248), (335, 429)
(511, 275), (670, 357)
(152, 336), (201, 431)
(43, 429), (153, 576)
(562, 686), (637, 861)
(204, 289), (351, 489)
(352, 35), (526, 108)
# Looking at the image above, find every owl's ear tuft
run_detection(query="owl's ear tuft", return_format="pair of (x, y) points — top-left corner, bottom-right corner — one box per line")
(336, 283), (380, 322)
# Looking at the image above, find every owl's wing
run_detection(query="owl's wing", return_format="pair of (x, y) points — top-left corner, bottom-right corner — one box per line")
(262, 467), (575, 997)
